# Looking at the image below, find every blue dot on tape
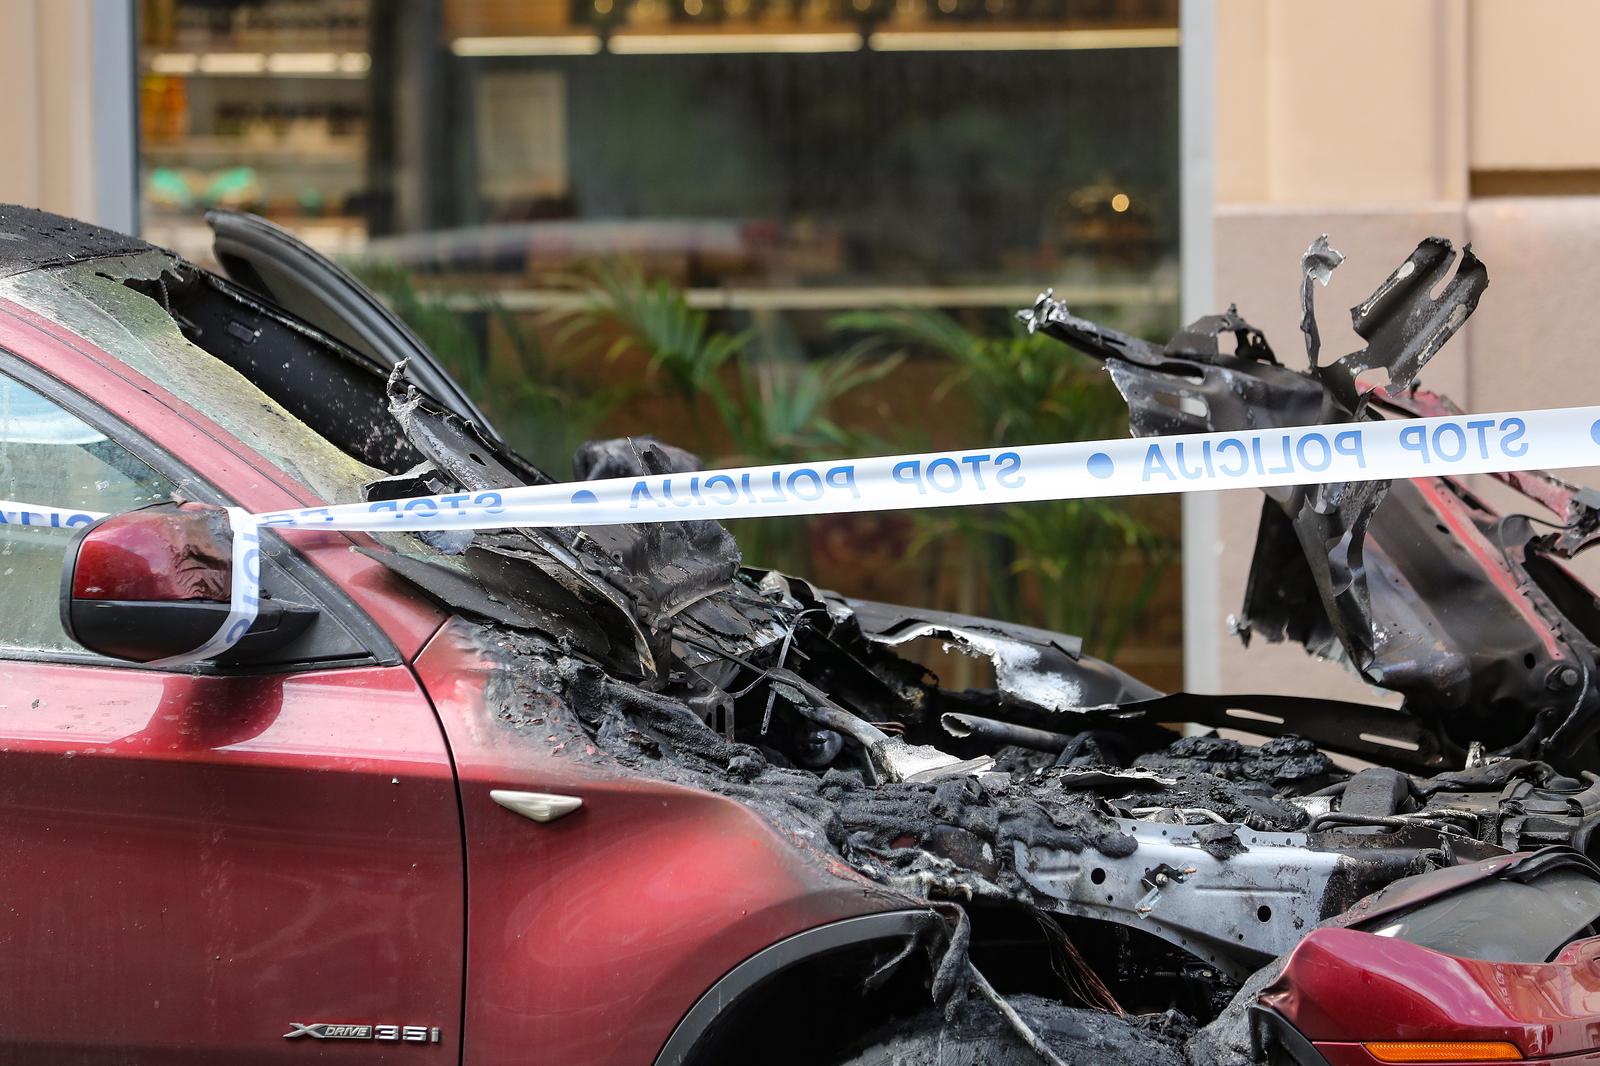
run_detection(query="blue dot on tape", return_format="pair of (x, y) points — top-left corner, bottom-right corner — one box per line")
(1591, 419), (1600, 447)
(1087, 452), (1115, 479)
(570, 489), (599, 504)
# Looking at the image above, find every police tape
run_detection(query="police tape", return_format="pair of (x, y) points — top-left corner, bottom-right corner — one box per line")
(7, 402), (1600, 666)
(252, 404), (1596, 529)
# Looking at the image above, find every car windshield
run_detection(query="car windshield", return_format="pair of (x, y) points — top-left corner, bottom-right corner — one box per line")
(0, 250), (385, 508)
(0, 250), (488, 586)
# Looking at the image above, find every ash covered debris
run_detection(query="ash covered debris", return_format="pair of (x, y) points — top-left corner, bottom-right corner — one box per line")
(360, 236), (1600, 1064)
(488, 624), (1142, 902)
(826, 991), (1195, 1066)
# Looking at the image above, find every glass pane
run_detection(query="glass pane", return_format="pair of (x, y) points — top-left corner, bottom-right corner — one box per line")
(0, 373), (175, 653)
(0, 253), (385, 509)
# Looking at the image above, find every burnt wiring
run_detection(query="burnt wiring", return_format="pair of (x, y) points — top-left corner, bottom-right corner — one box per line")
(673, 612), (846, 733)
(969, 964), (1070, 1066)
(672, 626), (893, 776)
(1034, 911), (1125, 1016)
(761, 607), (826, 734)
(672, 627), (775, 684)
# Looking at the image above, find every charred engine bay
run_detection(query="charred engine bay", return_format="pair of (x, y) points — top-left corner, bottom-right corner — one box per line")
(358, 237), (1600, 1064)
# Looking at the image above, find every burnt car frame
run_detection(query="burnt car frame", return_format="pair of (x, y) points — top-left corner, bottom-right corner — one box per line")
(2, 205), (1600, 1065)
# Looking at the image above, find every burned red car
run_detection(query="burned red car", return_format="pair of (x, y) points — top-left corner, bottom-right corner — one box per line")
(3, 205), (1600, 1065)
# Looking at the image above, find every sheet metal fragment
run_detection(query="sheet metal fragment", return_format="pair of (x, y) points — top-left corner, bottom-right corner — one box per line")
(1299, 234), (1344, 368)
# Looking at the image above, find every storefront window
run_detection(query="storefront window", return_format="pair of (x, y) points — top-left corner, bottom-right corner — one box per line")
(140, 0), (370, 260)
(137, 0), (1183, 686)
(140, 0), (1176, 288)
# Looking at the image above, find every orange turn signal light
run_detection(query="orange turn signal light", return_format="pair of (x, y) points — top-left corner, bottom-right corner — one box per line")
(1363, 1041), (1522, 1063)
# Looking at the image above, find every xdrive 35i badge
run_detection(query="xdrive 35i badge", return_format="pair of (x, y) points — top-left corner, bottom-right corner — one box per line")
(284, 1022), (442, 1043)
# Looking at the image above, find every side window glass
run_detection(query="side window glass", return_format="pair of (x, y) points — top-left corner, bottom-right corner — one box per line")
(0, 371), (175, 653)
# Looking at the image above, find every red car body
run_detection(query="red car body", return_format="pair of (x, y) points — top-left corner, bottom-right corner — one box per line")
(1263, 928), (1600, 1065)
(0, 290), (905, 1063)
(1, 214), (1597, 1066)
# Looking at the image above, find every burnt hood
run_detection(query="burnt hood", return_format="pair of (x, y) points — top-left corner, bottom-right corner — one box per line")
(1023, 236), (1600, 768)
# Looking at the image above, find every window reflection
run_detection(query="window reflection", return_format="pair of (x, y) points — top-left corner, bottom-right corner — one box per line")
(141, 0), (1177, 295)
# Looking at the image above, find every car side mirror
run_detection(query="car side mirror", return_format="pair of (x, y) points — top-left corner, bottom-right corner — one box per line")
(59, 503), (317, 664)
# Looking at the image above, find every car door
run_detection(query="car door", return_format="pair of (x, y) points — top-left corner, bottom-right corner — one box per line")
(0, 360), (465, 1064)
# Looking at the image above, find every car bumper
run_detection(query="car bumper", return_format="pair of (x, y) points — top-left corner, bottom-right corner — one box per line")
(1252, 927), (1600, 1065)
